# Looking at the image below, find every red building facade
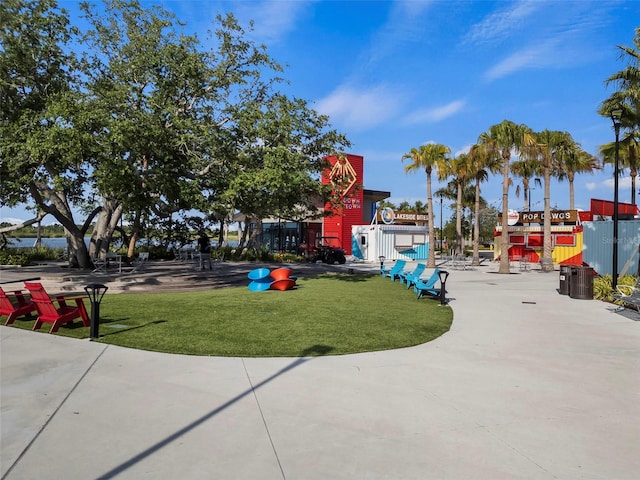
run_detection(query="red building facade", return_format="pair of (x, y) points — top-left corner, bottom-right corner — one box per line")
(322, 154), (364, 255)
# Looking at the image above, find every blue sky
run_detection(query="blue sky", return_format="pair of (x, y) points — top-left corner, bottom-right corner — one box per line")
(2, 0), (639, 225)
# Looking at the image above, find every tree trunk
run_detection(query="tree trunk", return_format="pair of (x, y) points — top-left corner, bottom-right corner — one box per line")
(629, 144), (637, 206)
(541, 164), (554, 272)
(237, 217), (251, 250)
(472, 179), (481, 266)
(127, 211), (142, 259)
(499, 154), (511, 274)
(568, 173), (575, 211)
(246, 218), (263, 250)
(426, 172), (436, 268)
(90, 199), (122, 258)
(456, 183), (463, 255)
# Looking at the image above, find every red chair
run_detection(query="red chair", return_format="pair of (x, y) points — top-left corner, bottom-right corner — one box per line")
(1, 287), (37, 326)
(24, 282), (90, 333)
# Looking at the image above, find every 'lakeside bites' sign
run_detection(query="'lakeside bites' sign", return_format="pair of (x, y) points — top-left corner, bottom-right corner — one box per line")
(498, 209), (579, 225)
(377, 208), (428, 224)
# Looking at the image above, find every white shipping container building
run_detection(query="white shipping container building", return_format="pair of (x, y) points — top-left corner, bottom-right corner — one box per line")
(351, 224), (430, 262)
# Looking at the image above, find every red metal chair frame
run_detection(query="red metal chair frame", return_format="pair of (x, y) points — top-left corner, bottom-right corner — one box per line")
(24, 282), (90, 333)
(1, 287), (37, 326)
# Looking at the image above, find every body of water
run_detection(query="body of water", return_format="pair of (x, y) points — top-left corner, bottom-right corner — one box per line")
(8, 237), (76, 249)
(7, 237), (238, 249)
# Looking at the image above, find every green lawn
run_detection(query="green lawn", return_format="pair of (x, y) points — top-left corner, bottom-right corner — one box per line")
(8, 273), (452, 357)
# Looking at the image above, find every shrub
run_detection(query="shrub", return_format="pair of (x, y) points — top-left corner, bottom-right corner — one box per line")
(0, 246), (61, 266)
(594, 274), (638, 302)
(0, 251), (32, 266)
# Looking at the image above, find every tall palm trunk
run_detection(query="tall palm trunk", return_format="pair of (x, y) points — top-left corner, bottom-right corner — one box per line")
(472, 179), (481, 266)
(426, 170), (436, 268)
(455, 182), (463, 255)
(568, 172), (576, 211)
(629, 145), (637, 205)
(542, 164), (553, 271)
(499, 153), (510, 274)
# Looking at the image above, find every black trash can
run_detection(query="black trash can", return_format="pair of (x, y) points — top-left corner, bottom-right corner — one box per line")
(559, 265), (572, 295)
(569, 266), (594, 300)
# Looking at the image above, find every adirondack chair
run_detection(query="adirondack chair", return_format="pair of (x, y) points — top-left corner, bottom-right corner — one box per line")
(24, 282), (89, 333)
(1, 287), (37, 326)
(382, 260), (407, 281)
(128, 252), (149, 274)
(399, 263), (426, 288)
(414, 269), (443, 300)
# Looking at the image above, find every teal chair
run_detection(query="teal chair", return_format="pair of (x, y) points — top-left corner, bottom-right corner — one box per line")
(382, 260), (407, 281)
(414, 269), (442, 299)
(399, 263), (426, 288)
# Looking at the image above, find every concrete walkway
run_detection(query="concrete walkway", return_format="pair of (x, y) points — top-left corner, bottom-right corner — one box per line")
(1, 262), (639, 479)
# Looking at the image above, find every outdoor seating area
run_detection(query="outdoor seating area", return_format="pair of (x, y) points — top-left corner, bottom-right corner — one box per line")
(398, 263), (426, 288)
(382, 260), (447, 301)
(91, 252), (149, 275)
(174, 247), (225, 271)
(1, 287), (37, 326)
(1, 283), (90, 333)
(441, 254), (474, 270)
(381, 259), (406, 281)
(20, 282), (89, 333)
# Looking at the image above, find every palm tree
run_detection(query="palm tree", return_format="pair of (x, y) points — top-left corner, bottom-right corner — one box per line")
(600, 139), (638, 206)
(527, 129), (573, 272)
(557, 142), (601, 210)
(478, 120), (534, 274)
(510, 158), (542, 211)
(468, 143), (502, 265)
(437, 154), (471, 255)
(402, 143), (451, 268)
(600, 27), (640, 206)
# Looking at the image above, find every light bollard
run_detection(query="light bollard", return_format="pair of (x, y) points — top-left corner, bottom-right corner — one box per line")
(84, 283), (108, 340)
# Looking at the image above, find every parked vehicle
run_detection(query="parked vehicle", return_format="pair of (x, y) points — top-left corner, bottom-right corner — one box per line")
(308, 237), (346, 264)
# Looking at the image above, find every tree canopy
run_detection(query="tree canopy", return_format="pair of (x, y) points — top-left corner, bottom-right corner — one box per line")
(0, 0), (349, 267)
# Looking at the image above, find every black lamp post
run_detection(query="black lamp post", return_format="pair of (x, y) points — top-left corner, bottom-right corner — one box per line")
(440, 197), (443, 251)
(437, 270), (449, 305)
(610, 108), (623, 290)
(84, 283), (108, 340)
(379, 255), (386, 275)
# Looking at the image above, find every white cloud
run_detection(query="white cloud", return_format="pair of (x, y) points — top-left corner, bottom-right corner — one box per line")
(586, 176), (632, 191)
(315, 84), (404, 131)
(465, 0), (542, 45)
(484, 40), (561, 81)
(454, 144), (473, 156)
(234, 0), (317, 45)
(404, 100), (466, 124)
(0, 217), (24, 225)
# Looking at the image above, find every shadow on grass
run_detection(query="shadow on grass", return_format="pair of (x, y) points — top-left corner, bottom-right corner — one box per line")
(95, 343), (333, 480)
(97, 319), (167, 337)
(300, 272), (377, 283)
